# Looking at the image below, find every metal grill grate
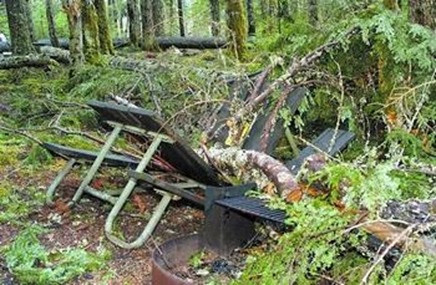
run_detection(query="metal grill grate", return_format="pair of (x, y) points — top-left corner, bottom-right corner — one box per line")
(215, 196), (286, 224)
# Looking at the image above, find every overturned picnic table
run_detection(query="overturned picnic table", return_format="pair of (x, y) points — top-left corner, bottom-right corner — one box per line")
(44, 99), (355, 254)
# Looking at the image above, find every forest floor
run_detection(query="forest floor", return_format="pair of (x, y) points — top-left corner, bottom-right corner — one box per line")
(0, 161), (205, 284)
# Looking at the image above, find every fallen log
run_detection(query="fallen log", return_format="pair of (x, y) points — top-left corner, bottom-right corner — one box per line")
(33, 36), (227, 50)
(39, 46), (71, 64)
(208, 146), (300, 197)
(156, 36), (227, 49)
(0, 54), (59, 69)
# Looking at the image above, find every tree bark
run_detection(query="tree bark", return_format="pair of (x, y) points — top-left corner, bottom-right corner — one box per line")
(24, 0), (36, 42)
(141, 0), (155, 49)
(225, 0), (247, 59)
(246, 0), (255, 36)
(62, 0), (84, 65)
(81, 0), (100, 59)
(127, 0), (141, 47)
(177, 0), (185, 37)
(209, 0), (220, 36)
(152, 0), (164, 36)
(46, 0), (60, 47)
(5, 0), (35, 55)
(94, 0), (114, 54)
(409, 0), (435, 29)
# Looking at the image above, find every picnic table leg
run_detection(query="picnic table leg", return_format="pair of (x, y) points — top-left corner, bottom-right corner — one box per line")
(70, 125), (123, 204)
(105, 135), (166, 249)
(46, 158), (76, 203)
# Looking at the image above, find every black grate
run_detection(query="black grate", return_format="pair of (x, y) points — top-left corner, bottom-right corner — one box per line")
(215, 196), (286, 224)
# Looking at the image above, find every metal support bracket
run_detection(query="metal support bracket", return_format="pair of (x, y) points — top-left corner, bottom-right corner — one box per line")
(105, 134), (168, 249)
(46, 158), (76, 203)
(71, 124), (123, 204)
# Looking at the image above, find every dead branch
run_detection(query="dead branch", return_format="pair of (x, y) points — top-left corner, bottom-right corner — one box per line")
(236, 28), (358, 123)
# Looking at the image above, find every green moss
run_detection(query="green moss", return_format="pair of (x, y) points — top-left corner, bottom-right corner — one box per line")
(225, 0), (248, 59)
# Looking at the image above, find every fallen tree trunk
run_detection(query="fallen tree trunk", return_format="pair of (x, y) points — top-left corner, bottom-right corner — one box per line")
(39, 46), (71, 64)
(33, 36), (227, 50)
(0, 54), (58, 69)
(156, 37), (227, 49)
(208, 147), (300, 197)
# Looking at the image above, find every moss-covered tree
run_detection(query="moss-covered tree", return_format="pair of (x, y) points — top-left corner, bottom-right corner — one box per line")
(209, 0), (220, 36)
(23, 0), (36, 42)
(4, 0), (35, 55)
(63, 0), (84, 65)
(152, 0), (164, 36)
(46, 0), (60, 47)
(225, 0), (247, 59)
(141, 0), (155, 49)
(94, 0), (114, 54)
(127, 0), (141, 47)
(81, 0), (100, 60)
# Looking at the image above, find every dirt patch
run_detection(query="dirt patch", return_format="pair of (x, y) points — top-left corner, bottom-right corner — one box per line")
(0, 169), (206, 285)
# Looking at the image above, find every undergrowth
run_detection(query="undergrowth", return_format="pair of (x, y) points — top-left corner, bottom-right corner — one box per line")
(1, 225), (110, 285)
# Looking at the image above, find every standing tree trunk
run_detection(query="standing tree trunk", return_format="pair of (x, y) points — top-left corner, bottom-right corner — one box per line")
(409, 0), (435, 29)
(152, 0), (164, 36)
(46, 0), (60, 47)
(81, 0), (100, 60)
(177, 0), (185, 37)
(127, 0), (141, 47)
(308, 0), (318, 27)
(225, 0), (247, 60)
(94, 0), (114, 54)
(24, 0), (36, 42)
(246, 0), (255, 36)
(63, 0), (84, 65)
(141, 0), (155, 49)
(4, 0), (35, 55)
(209, 0), (220, 36)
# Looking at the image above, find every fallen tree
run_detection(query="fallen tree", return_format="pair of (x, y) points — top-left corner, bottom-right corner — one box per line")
(32, 36), (227, 50)
(156, 37), (227, 49)
(0, 54), (58, 69)
(208, 146), (300, 197)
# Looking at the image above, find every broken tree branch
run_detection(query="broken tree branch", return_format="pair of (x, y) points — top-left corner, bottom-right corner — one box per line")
(237, 28), (358, 122)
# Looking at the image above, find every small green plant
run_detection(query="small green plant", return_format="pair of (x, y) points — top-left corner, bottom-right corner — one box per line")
(0, 183), (45, 223)
(2, 225), (110, 285)
(189, 250), (206, 269)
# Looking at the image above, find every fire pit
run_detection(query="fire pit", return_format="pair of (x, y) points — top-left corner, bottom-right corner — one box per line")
(152, 234), (203, 285)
